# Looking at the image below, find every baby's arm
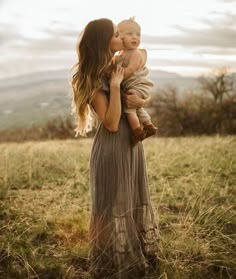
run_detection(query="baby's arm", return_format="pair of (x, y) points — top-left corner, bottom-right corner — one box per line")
(123, 49), (146, 80)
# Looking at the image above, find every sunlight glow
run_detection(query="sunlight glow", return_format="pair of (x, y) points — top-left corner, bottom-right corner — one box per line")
(0, 0), (235, 77)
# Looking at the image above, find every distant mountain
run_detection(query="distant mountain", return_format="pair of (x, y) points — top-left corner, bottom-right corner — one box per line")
(0, 69), (234, 131)
(0, 69), (198, 92)
(0, 70), (72, 131)
(148, 69), (200, 91)
(0, 69), (69, 89)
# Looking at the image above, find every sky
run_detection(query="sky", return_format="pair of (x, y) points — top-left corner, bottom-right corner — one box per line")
(0, 0), (235, 79)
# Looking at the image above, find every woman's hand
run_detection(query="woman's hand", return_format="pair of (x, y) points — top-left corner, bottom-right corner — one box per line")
(110, 66), (124, 89)
(123, 89), (150, 109)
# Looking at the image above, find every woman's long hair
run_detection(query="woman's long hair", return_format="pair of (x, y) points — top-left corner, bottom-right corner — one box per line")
(71, 18), (114, 136)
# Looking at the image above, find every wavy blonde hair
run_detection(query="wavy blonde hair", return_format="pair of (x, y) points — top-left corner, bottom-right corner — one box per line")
(71, 18), (114, 136)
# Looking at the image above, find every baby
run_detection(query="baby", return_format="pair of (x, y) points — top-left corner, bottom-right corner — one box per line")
(116, 18), (157, 146)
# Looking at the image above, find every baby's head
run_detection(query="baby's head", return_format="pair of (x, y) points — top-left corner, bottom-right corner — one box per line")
(118, 18), (141, 50)
(118, 18), (141, 34)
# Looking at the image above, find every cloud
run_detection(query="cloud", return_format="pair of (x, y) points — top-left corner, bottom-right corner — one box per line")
(193, 47), (236, 56)
(0, 24), (80, 78)
(27, 35), (76, 54)
(143, 12), (236, 50)
(217, 0), (235, 2)
(197, 11), (236, 29)
(0, 23), (24, 45)
(0, 10), (235, 78)
(148, 57), (236, 69)
(43, 24), (81, 39)
(0, 24), (79, 60)
(142, 30), (236, 49)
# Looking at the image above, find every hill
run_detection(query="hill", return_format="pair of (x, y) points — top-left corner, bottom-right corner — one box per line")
(0, 69), (232, 131)
(0, 70), (71, 131)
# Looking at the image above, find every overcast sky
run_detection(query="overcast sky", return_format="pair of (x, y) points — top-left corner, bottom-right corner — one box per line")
(0, 0), (235, 79)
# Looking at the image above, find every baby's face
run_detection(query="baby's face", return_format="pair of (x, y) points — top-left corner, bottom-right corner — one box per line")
(120, 24), (141, 50)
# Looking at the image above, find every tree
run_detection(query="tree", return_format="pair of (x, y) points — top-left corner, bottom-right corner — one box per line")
(198, 67), (235, 105)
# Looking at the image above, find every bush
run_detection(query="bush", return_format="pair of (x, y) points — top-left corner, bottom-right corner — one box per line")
(149, 86), (236, 136)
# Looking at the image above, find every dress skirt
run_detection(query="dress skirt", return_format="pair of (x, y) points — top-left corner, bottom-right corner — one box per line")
(89, 115), (159, 279)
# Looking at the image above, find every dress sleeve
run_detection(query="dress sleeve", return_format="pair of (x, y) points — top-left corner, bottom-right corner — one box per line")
(101, 77), (110, 100)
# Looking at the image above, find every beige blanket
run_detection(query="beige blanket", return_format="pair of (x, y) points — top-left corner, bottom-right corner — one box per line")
(122, 66), (154, 99)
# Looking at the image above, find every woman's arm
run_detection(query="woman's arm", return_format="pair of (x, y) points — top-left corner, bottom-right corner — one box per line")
(92, 67), (124, 132)
(123, 89), (150, 109)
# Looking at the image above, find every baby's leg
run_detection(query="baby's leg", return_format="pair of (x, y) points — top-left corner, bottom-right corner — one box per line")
(125, 111), (146, 146)
(143, 119), (152, 126)
(136, 107), (151, 125)
(137, 108), (158, 139)
(127, 113), (140, 130)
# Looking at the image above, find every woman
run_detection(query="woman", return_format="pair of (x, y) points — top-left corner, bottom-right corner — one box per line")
(71, 18), (159, 279)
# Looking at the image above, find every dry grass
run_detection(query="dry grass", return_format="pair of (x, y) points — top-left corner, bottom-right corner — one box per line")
(0, 136), (235, 278)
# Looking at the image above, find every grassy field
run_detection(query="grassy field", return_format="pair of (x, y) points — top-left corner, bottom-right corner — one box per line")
(0, 136), (235, 279)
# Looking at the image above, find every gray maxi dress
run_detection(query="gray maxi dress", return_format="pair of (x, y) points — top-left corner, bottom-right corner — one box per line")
(88, 81), (159, 279)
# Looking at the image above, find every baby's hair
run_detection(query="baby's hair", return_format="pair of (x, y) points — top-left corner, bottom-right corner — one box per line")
(118, 17), (141, 32)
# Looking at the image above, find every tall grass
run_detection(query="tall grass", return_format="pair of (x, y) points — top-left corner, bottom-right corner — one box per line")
(0, 136), (235, 278)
